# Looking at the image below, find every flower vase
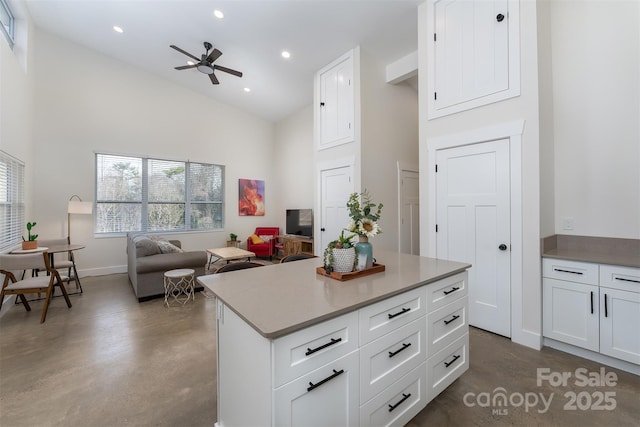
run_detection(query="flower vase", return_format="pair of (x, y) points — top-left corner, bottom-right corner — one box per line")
(356, 236), (374, 269)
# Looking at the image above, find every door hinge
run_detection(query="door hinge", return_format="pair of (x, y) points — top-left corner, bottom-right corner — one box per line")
(436, 224), (439, 232)
(434, 92), (437, 100)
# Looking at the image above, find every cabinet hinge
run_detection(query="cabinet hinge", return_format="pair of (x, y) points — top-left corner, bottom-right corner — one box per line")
(436, 224), (439, 232)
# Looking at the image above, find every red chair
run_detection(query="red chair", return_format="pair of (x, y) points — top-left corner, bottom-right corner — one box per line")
(246, 227), (280, 260)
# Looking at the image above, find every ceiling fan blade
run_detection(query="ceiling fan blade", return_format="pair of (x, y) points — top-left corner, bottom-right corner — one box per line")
(207, 48), (222, 63)
(214, 65), (243, 78)
(174, 64), (197, 70)
(209, 72), (220, 85)
(170, 45), (200, 62)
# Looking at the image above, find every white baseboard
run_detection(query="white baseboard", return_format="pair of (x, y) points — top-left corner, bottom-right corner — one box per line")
(544, 338), (640, 375)
(512, 328), (542, 350)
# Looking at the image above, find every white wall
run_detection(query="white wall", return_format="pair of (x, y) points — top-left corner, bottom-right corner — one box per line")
(419, 0), (542, 348)
(360, 48), (419, 252)
(30, 30), (276, 276)
(550, 0), (640, 238)
(274, 104), (315, 233)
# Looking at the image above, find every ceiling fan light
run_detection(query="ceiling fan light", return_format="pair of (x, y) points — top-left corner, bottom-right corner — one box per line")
(214, 10), (224, 19)
(197, 64), (214, 74)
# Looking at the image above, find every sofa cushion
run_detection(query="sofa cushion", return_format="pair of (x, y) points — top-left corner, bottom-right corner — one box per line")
(156, 240), (184, 254)
(250, 234), (264, 244)
(136, 252), (206, 274)
(134, 236), (161, 257)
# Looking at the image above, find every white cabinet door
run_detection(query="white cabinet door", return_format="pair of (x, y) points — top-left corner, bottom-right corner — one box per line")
(600, 287), (640, 364)
(318, 51), (354, 150)
(543, 278), (599, 352)
(274, 351), (359, 427)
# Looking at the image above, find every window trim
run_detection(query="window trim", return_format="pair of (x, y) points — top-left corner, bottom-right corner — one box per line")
(0, 0), (15, 49)
(95, 153), (225, 236)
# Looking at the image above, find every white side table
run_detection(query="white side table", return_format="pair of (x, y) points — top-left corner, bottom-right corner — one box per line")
(163, 268), (195, 307)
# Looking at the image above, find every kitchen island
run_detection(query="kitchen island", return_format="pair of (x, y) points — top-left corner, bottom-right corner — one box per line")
(198, 251), (471, 427)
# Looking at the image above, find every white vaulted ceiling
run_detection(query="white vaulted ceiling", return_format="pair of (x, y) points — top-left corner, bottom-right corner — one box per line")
(23, 0), (421, 122)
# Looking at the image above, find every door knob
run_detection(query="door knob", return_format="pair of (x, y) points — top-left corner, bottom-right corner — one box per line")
(320, 228), (325, 232)
(498, 244), (508, 251)
(496, 13), (505, 22)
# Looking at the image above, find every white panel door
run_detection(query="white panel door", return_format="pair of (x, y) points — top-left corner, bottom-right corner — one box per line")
(434, 0), (509, 109)
(436, 139), (511, 337)
(400, 170), (420, 255)
(320, 166), (354, 253)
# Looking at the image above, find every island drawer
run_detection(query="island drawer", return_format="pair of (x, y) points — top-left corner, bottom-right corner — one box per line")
(273, 311), (359, 388)
(359, 362), (427, 427)
(599, 264), (640, 292)
(359, 286), (426, 345)
(425, 272), (468, 312)
(426, 296), (468, 357)
(359, 318), (426, 404)
(426, 333), (469, 403)
(543, 258), (598, 285)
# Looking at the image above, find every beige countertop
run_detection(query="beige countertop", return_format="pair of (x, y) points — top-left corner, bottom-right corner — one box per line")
(197, 251), (470, 339)
(542, 235), (640, 268)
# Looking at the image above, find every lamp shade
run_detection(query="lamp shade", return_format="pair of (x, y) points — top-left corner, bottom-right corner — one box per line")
(68, 201), (93, 215)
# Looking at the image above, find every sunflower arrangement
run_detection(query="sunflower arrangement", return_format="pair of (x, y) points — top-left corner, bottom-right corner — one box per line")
(345, 190), (383, 238)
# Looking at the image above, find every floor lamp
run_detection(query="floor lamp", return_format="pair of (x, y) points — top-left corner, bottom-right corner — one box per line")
(68, 195), (93, 242)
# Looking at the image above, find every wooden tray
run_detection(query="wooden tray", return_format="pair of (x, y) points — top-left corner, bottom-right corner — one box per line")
(316, 263), (385, 281)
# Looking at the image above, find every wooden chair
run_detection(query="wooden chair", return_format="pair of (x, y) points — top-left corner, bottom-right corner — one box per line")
(280, 253), (314, 263)
(0, 251), (72, 323)
(39, 237), (80, 290)
(215, 262), (264, 274)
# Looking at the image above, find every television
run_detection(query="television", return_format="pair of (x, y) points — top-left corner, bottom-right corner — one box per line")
(286, 209), (313, 238)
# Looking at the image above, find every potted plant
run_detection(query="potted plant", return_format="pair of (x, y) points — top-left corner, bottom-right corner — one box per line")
(22, 221), (38, 250)
(345, 190), (383, 268)
(323, 230), (358, 273)
(229, 233), (238, 242)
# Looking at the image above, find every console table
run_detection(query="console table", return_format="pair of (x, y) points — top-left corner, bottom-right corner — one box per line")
(277, 235), (314, 257)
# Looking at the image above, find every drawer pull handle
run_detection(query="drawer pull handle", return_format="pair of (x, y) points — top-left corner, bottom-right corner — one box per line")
(444, 314), (460, 325)
(604, 294), (608, 318)
(388, 342), (412, 358)
(305, 337), (342, 356)
(444, 354), (461, 368)
(615, 277), (640, 284)
(388, 307), (410, 319)
(388, 393), (412, 412)
(443, 286), (460, 295)
(307, 369), (344, 392)
(553, 268), (583, 275)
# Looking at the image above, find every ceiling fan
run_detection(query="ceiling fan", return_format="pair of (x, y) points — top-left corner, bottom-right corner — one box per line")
(170, 41), (243, 85)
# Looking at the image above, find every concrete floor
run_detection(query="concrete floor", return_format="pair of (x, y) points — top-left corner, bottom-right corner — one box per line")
(0, 273), (638, 426)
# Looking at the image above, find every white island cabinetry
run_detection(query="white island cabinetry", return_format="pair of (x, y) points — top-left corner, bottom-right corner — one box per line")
(202, 252), (470, 427)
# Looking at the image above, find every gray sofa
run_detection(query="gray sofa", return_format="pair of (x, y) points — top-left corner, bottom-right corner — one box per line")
(127, 232), (207, 302)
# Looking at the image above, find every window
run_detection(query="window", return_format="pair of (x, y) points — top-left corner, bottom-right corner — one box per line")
(0, 0), (15, 49)
(0, 150), (25, 252)
(95, 153), (224, 234)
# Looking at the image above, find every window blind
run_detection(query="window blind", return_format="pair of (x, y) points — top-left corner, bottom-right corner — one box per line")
(0, 150), (25, 252)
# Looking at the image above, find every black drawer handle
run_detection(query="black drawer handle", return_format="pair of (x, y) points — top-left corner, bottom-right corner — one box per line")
(307, 369), (344, 392)
(553, 268), (583, 275)
(443, 286), (460, 295)
(444, 314), (460, 325)
(444, 354), (461, 368)
(388, 307), (410, 319)
(388, 342), (412, 358)
(615, 277), (640, 284)
(388, 393), (412, 412)
(305, 337), (342, 356)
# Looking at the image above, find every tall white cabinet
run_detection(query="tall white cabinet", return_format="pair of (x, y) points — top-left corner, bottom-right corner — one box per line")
(317, 51), (355, 150)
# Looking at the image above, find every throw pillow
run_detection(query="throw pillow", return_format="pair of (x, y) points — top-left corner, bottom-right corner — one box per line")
(258, 235), (272, 242)
(156, 240), (184, 254)
(135, 237), (161, 257)
(250, 234), (264, 244)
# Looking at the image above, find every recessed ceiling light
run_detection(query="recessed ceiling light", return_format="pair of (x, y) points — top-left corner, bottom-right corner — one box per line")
(244, 88), (251, 93)
(113, 26), (124, 33)
(281, 51), (291, 59)
(214, 10), (224, 19)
